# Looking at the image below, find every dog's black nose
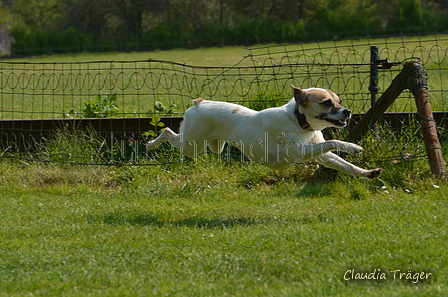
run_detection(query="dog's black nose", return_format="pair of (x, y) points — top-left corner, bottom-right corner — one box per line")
(343, 109), (351, 118)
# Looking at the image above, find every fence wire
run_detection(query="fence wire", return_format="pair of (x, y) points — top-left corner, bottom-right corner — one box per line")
(1, 33), (447, 166)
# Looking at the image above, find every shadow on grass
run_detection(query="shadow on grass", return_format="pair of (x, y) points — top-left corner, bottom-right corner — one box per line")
(87, 210), (334, 228)
(296, 182), (333, 198)
(89, 211), (260, 228)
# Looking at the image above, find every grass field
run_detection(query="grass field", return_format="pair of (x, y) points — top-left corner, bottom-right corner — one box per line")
(0, 154), (447, 296)
(1, 35), (448, 296)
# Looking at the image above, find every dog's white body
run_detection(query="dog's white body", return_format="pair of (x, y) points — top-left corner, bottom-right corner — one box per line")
(148, 86), (383, 178)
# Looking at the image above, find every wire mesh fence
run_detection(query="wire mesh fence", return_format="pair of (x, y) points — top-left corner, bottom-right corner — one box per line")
(1, 33), (447, 166)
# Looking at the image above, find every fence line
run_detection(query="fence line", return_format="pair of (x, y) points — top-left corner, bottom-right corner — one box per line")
(1, 34), (448, 165)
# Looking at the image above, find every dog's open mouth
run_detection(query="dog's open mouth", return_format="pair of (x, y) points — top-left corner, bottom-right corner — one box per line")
(324, 118), (348, 127)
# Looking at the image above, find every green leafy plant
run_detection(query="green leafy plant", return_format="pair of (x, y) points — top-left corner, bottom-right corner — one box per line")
(153, 101), (178, 115)
(142, 101), (177, 139)
(142, 114), (165, 138)
(64, 93), (120, 118)
(82, 93), (119, 118)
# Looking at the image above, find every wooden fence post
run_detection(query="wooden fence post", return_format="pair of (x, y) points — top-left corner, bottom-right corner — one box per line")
(347, 69), (405, 143)
(408, 68), (446, 178)
(348, 62), (446, 178)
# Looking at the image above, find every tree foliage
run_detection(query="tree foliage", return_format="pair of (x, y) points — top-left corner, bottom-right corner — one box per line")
(2, 0), (447, 54)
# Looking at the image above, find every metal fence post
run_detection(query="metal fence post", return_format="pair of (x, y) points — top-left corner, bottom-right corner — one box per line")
(369, 46), (380, 106)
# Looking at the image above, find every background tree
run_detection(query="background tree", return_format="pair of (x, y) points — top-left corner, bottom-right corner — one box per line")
(4, 0), (448, 55)
(388, 0), (427, 30)
(313, 0), (379, 38)
(0, 0), (14, 55)
(60, 0), (109, 39)
(105, 0), (154, 44)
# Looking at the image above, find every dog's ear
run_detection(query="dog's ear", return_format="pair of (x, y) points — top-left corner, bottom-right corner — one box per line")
(291, 84), (307, 105)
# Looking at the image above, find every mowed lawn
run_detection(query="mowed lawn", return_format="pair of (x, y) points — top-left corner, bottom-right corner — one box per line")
(0, 157), (447, 296)
(1, 38), (448, 296)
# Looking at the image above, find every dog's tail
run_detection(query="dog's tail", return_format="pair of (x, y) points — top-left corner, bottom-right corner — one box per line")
(193, 98), (204, 106)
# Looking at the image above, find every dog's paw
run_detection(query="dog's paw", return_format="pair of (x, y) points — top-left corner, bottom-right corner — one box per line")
(344, 143), (364, 154)
(362, 168), (384, 179)
(146, 140), (158, 150)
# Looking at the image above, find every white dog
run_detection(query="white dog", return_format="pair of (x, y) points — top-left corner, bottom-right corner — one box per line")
(147, 85), (383, 178)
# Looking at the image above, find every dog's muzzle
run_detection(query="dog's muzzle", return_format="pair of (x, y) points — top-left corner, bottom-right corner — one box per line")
(323, 108), (351, 127)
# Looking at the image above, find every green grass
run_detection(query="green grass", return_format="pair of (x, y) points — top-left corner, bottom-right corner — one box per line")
(1, 35), (448, 295)
(1, 153), (447, 296)
(5, 47), (251, 66)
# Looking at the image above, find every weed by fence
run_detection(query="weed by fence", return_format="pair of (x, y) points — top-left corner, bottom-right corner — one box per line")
(1, 34), (448, 166)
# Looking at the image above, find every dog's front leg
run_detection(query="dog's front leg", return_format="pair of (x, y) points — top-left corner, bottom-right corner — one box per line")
(287, 140), (364, 162)
(317, 152), (383, 178)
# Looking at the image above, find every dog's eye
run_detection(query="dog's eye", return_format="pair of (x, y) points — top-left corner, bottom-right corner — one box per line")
(321, 100), (333, 108)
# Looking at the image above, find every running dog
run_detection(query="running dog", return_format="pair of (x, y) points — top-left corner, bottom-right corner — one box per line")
(147, 85), (383, 178)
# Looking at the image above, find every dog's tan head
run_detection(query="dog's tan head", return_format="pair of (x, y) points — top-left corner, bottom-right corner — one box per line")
(291, 85), (351, 130)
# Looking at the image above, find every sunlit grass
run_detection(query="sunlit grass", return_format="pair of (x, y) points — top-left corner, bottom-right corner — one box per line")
(1, 34), (448, 296)
(0, 152), (447, 296)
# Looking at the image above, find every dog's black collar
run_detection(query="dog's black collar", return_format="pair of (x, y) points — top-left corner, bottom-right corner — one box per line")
(295, 109), (314, 131)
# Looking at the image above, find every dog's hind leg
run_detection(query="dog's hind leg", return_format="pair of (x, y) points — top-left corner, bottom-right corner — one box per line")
(147, 128), (179, 149)
(147, 127), (207, 159)
(207, 139), (226, 154)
